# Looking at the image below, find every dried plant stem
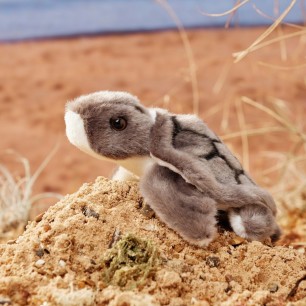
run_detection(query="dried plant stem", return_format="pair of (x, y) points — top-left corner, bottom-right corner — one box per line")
(252, 3), (305, 30)
(257, 61), (306, 70)
(225, 0), (242, 28)
(31, 192), (62, 206)
(220, 97), (232, 131)
(156, 0), (199, 115)
(0, 145), (62, 231)
(235, 99), (249, 171)
(277, 26), (288, 61)
(151, 78), (187, 107)
(233, 0), (297, 62)
(262, 157), (287, 176)
(221, 126), (285, 141)
(201, 0), (250, 17)
(241, 96), (306, 142)
(213, 61), (232, 94)
(293, 33), (306, 58)
(233, 29), (306, 61)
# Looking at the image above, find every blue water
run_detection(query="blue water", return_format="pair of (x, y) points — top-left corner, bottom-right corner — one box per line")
(0, 0), (304, 42)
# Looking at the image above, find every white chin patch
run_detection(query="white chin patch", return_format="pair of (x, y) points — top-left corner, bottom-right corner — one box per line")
(65, 111), (95, 156)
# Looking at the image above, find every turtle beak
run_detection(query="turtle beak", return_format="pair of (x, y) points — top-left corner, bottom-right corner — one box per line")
(64, 104), (94, 157)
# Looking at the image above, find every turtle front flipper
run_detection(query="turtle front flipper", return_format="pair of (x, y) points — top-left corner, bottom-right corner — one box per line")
(140, 164), (218, 247)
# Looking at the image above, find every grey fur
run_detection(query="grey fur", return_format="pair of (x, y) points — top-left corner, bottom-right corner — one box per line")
(149, 113), (277, 213)
(67, 91), (153, 159)
(141, 165), (217, 246)
(65, 91), (281, 246)
(233, 205), (281, 242)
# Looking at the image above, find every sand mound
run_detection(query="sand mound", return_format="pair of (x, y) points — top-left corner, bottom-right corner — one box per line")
(0, 177), (305, 305)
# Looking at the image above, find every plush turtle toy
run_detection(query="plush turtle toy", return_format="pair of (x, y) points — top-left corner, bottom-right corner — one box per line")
(65, 91), (281, 247)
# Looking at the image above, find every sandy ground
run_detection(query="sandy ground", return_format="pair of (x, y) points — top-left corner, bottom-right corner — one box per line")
(0, 178), (305, 305)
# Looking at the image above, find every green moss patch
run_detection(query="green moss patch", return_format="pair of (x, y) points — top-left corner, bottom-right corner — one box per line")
(101, 234), (160, 288)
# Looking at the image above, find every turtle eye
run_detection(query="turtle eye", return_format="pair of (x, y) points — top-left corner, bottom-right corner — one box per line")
(110, 117), (127, 131)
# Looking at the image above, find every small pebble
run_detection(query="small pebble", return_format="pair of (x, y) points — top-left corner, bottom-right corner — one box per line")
(172, 253), (179, 259)
(90, 259), (96, 265)
(191, 297), (210, 306)
(142, 223), (157, 231)
(229, 236), (245, 246)
(35, 259), (45, 267)
(185, 256), (198, 265)
(98, 281), (106, 290)
(225, 274), (233, 282)
(58, 260), (66, 267)
(199, 273), (206, 280)
(78, 281), (86, 289)
(297, 248), (305, 254)
(44, 248), (50, 254)
(173, 243), (185, 253)
(35, 248), (44, 257)
(181, 264), (194, 273)
(159, 271), (182, 288)
(43, 224), (51, 232)
(140, 204), (155, 219)
(6, 240), (15, 245)
(82, 206), (99, 219)
(268, 283), (279, 293)
(224, 284), (232, 293)
(206, 256), (220, 268)
(15, 237), (22, 244)
(85, 279), (95, 287)
(108, 228), (121, 248)
(35, 212), (45, 222)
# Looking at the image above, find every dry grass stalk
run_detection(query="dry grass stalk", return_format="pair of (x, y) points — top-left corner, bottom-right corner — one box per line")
(236, 29), (306, 57)
(224, 0), (241, 28)
(233, 0), (297, 62)
(253, 0), (304, 62)
(277, 26), (288, 62)
(252, 3), (305, 30)
(235, 98), (250, 171)
(236, 96), (306, 214)
(156, 0), (200, 115)
(151, 77), (190, 109)
(221, 126), (286, 141)
(0, 147), (62, 235)
(241, 96), (306, 142)
(212, 61), (232, 94)
(257, 61), (306, 70)
(200, 0), (250, 17)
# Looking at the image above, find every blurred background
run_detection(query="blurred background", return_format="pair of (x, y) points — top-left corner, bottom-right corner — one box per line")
(0, 0), (305, 238)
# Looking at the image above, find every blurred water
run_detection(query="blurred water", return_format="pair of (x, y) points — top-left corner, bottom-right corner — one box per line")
(0, 0), (304, 41)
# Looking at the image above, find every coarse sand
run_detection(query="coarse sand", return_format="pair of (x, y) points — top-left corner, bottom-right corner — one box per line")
(0, 177), (305, 305)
